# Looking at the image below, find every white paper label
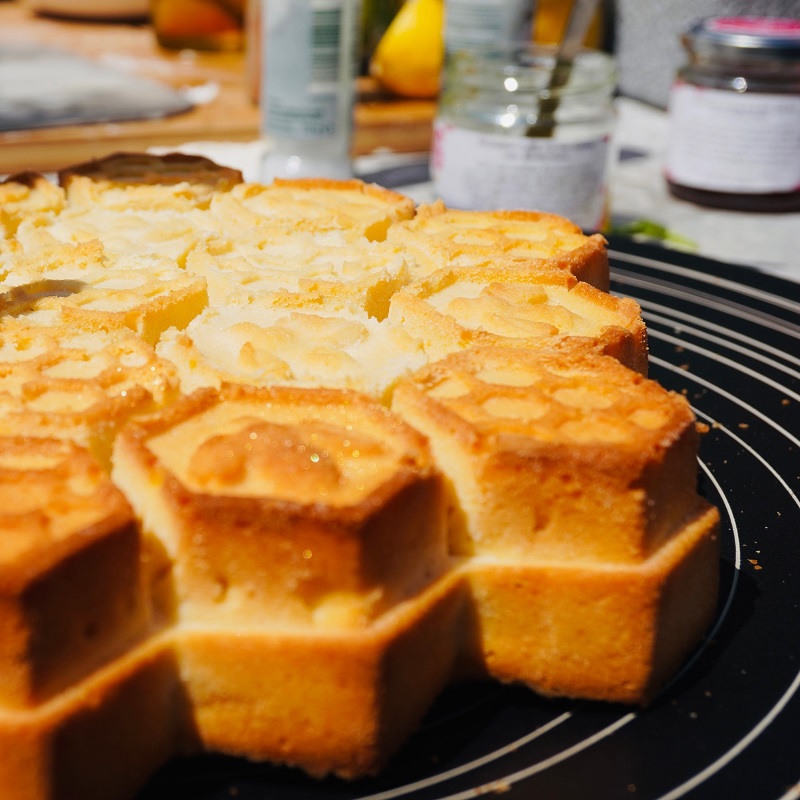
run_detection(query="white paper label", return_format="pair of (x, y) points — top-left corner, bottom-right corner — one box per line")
(666, 82), (800, 194)
(431, 121), (610, 230)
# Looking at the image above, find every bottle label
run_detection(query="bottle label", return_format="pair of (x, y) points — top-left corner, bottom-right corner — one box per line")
(262, 0), (360, 140)
(431, 121), (610, 230)
(667, 82), (800, 194)
(444, 0), (533, 53)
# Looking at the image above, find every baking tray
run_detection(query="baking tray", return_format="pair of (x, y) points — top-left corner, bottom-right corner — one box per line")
(139, 237), (800, 799)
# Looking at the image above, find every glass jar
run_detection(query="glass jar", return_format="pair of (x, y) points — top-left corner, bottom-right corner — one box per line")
(443, 0), (534, 57)
(431, 45), (616, 231)
(666, 17), (800, 213)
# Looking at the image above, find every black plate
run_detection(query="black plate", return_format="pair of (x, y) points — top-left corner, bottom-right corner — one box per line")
(139, 238), (800, 800)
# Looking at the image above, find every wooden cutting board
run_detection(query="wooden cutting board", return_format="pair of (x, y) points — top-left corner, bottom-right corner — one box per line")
(0, 3), (435, 175)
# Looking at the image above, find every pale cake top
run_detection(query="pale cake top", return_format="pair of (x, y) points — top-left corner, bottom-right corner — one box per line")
(0, 172), (65, 239)
(386, 200), (609, 288)
(183, 236), (411, 318)
(388, 265), (647, 373)
(1, 239), (108, 289)
(13, 202), (210, 266)
(211, 177), (415, 241)
(156, 303), (425, 400)
(390, 201), (587, 256)
(0, 239), (208, 345)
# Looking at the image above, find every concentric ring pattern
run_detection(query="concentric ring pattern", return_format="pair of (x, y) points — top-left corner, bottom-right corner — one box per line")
(140, 238), (800, 800)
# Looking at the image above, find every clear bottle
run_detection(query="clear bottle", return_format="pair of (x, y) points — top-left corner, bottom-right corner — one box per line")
(259, 0), (362, 182)
(443, 0), (534, 57)
(432, 44), (616, 231)
(666, 16), (800, 213)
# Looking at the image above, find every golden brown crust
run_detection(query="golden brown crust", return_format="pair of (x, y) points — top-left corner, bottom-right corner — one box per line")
(461, 501), (720, 704)
(0, 323), (182, 466)
(113, 384), (449, 627)
(177, 572), (464, 778)
(392, 346), (698, 562)
(0, 634), (179, 800)
(0, 438), (148, 709)
(57, 152), (243, 190)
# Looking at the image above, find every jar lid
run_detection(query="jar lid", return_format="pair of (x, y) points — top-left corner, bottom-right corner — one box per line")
(684, 16), (800, 61)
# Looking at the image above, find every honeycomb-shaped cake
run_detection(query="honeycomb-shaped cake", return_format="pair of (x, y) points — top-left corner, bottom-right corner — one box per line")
(391, 346), (719, 702)
(0, 154), (719, 800)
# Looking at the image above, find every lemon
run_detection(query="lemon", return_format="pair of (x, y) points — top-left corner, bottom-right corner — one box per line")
(369, 0), (444, 99)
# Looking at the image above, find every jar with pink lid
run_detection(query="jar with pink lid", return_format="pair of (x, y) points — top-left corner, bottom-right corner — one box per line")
(665, 16), (800, 212)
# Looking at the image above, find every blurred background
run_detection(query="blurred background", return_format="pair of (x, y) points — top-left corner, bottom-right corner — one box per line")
(0, 0), (798, 277)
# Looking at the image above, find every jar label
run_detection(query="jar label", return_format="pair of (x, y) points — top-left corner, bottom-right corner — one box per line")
(666, 82), (800, 194)
(431, 122), (610, 230)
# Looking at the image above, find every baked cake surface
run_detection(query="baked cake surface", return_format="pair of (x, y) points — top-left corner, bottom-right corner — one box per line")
(0, 321), (180, 465)
(387, 199), (611, 290)
(391, 345), (700, 561)
(387, 264), (647, 372)
(156, 302), (426, 401)
(391, 345), (719, 702)
(112, 383), (450, 625)
(111, 383), (463, 776)
(0, 172), (65, 242)
(0, 437), (148, 709)
(0, 153), (719, 800)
